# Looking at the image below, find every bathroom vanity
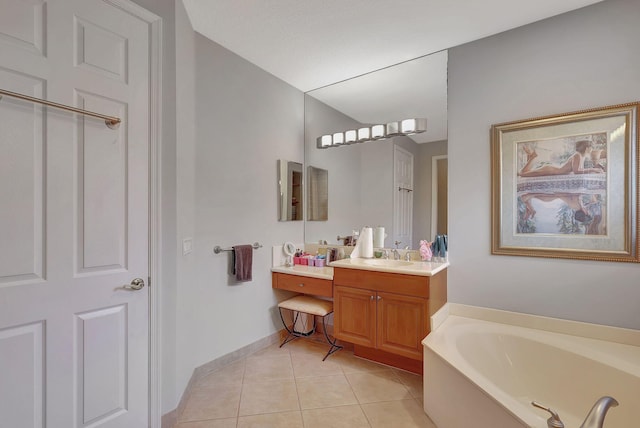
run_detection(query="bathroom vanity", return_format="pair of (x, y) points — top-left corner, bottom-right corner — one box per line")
(331, 259), (447, 373)
(271, 257), (447, 374)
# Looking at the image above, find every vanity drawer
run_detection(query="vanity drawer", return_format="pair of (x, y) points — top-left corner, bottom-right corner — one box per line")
(272, 272), (333, 297)
(333, 267), (429, 298)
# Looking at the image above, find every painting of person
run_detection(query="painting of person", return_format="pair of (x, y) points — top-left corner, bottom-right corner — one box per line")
(518, 140), (605, 177)
(515, 134), (608, 235)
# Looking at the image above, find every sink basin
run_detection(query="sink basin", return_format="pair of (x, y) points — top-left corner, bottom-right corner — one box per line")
(357, 259), (413, 267)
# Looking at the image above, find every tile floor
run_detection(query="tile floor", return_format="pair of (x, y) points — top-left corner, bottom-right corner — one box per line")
(176, 339), (437, 428)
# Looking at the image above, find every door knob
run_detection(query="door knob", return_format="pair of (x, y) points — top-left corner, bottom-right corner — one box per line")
(124, 278), (145, 291)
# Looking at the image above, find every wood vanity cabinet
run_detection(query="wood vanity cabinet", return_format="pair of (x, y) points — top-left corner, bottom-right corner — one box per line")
(333, 267), (446, 368)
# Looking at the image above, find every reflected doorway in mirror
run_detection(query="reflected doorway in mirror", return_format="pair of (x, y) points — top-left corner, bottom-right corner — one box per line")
(307, 166), (328, 221)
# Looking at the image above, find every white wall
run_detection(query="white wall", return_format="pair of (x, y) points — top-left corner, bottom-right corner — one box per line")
(173, 0), (195, 412)
(173, 28), (305, 398)
(448, 0), (640, 329)
(136, 0), (305, 412)
(304, 96), (364, 244)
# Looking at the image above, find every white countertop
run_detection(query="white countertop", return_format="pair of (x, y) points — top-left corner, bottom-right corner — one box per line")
(272, 258), (449, 279)
(329, 258), (449, 276)
(271, 265), (334, 280)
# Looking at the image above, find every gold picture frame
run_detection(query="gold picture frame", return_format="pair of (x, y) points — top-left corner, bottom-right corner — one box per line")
(491, 102), (639, 262)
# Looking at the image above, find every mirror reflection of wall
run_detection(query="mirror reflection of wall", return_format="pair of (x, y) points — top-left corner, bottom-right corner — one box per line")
(304, 51), (448, 248)
(278, 159), (303, 221)
(307, 166), (328, 221)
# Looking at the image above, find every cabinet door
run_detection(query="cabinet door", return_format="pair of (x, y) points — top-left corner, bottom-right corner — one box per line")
(333, 285), (376, 347)
(376, 292), (429, 360)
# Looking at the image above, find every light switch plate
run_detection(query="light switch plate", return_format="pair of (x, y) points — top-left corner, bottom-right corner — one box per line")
(182, 238), (193, 255)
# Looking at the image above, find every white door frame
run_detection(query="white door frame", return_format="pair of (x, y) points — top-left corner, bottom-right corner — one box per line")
(105, 1), (163, 426)
(431, 155), (447, 240)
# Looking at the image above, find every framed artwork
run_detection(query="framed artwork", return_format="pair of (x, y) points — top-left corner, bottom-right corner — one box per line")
(491, 102), (639, 262)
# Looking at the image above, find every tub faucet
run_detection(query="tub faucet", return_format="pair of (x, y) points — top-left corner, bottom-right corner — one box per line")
(579, 396), (618, 428)
(532, 397), (618, 428)
(532, 401), (564, 428)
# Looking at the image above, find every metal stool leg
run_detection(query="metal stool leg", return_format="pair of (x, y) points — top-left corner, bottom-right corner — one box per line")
(321, 312), (343, 361)
(278, 307), (299, 347)
(279, 307), (318, 348)
(278, 306), (341, 360)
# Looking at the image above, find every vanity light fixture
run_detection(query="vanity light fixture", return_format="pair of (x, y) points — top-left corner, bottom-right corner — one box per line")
(317, 118), (427, 149)
(401, 118), (427, 134)
(357, 127), (371, 141)
(385, 120), (402, 137)
(371, 124), (386, 139)
(317, 134), (333, 148)
(332, 132), (344, 145)
(345, 129), (358, 143)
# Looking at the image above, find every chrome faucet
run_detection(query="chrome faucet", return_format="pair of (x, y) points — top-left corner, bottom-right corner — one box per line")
(532, 397), (618, 428)
(579, 396), (618, 428)
(391, 241), (402, 260)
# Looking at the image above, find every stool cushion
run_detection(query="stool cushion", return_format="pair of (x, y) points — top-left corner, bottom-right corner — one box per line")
(278, 295), (333, 316)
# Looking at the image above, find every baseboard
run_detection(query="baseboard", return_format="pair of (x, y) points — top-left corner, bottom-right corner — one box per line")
(161, 330), (282, 428)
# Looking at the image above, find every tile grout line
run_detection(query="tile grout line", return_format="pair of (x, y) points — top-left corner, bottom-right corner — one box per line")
(336, 362), (367, 424)
(292, 350), (305, 426)
(235, 357), (248, 427)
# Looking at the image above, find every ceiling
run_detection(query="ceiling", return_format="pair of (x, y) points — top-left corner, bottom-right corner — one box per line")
(182, 0), (604, 144)
(183, 0), (603, 92)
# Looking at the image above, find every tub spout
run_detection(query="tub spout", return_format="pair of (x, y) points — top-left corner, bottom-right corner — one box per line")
(579, 396), (618, 428)
(532, 401), (564, 428)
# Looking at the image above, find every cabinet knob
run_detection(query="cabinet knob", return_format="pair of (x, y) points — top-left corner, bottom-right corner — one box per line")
(298, 283), (304, 287)
(370, 295), (374, 300)
(377, 296), (382, 300)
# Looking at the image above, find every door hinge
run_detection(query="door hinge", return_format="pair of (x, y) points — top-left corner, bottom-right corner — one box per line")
(148, 276), (151, 287)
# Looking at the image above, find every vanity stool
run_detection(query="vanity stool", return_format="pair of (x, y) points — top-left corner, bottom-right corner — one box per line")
(277, 295), (342, 360)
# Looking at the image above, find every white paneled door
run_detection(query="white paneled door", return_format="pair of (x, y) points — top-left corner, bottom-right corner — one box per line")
(0, 1), (152, 427)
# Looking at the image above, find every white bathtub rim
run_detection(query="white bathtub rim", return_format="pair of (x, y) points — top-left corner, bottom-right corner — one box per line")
(423, 307), (640, 428)
(428, 315), (640, 377)
(431, 303), (640, 347)
(423, 342), (545, 428)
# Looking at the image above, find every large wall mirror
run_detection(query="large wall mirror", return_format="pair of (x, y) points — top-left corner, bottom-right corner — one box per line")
(304, 51), (448, 249)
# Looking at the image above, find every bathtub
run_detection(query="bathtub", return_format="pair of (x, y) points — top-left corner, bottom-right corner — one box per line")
(422, 304), (640, 428)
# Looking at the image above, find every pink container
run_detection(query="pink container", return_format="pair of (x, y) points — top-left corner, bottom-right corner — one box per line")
(315, 258), (325, 267)
(299, 257), (308, 265)
(307, 258), (315, 267)
(293, 256), (301, 265)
